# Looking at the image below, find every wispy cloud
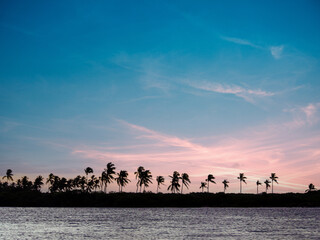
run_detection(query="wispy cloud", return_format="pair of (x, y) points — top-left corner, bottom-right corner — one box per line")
(221, 36), (284, 60)
(284, 102), (320, 128)
(270, 45), (284, 59)
(0, 120), (21, 133)
(188, 81), (274, 103)
(301, 103), (320, 124)
(221, 36), (261, 48)
(117, 119), (209, 153)
(112, 52), (172, 93)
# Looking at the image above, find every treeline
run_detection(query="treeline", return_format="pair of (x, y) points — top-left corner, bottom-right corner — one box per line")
(0, 191), (319, 207)
(1, 163), (318, 194)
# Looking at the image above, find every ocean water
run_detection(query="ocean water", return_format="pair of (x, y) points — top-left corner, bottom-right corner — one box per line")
(0, 207), (319, 239)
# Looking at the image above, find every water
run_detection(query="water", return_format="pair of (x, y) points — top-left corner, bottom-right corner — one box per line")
(0, 208), (319, 239)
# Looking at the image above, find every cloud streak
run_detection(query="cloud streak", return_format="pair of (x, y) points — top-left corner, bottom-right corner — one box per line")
(221, 36), (261, 49)
(188, 81), (274, 103)
(221, 36), (284, 59)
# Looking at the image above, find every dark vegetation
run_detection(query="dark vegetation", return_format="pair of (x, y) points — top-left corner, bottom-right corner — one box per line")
(1, 165), (319, 207)
(0, 191), (319, 207)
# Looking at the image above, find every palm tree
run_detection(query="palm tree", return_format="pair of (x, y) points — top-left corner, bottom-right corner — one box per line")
(86, 175), (96, 193)
(237, 173), (247, 193)
(2, 169), (13, 182)
(100, 172), (106, 191)
(66, 179), (73, 192)
(16, 179), (22, 189)
(115, 170), (130, 192)
(46, 173), (56, 192)
(84, 167), (93, 181)
(206, 174), (216, 193)
(134, 166), (145, 193)
(270, 173), (278, 194)
(93, 177), (100, 192)
(305, 183), (316, 193)
(21, 176), (32, 190)
(156, 176), (165, 193)
(140, 170), (153, 192)
(33, 176), (44, 191)
(256, 180), (262, 194)
(79, 176), (86, 192)
(72, 175), (82, 190)
(168, 171), (180, 193)
(200, 182), (207, 193)
(180, 173), (191, 194)
(222, 179), (229, 193)
(264, 179), (271, 193)
(103, 162), (116, 193)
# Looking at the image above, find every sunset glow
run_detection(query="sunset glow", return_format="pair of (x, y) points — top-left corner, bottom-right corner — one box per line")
(1, 1), (319, 193)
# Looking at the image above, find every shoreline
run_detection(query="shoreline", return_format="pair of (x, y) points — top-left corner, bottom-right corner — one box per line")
(0, 191), (319, 208)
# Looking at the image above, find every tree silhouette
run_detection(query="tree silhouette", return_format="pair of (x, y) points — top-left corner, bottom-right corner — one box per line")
(93, 177), (100, 192)
(270, 173), (278, 194)
(168, 171), (180, 193)
(2, 169), (13, 182)
(134, 166), (145, 193)
(58, 177), (68, 192)
(264, 179), (271, 193)
(200, 182), (207, 193)
(33, 176), (44, 191)
(305, 183), (316, 193)
(72, 175), (82, 190)
(237, 173), (247, 193)
(16, 179), (22, 189)
(86, 175), (97, 193)
(222, 179), (229, 193)
(140, 169), (152, 192)
(66, 179), (73, 192)
(256, 180), (262, 194)
(103, 162), (116, 193)
(77, 176), (85, 192)
(180, 173), (191, 194)
(84, 167), (93, 181)
(115, 170), (130, 192)
(21, 176), (32, 190)
(46, 173), (58, 193)
(156, 176), (165, 193)
(206, 174), (216, 193)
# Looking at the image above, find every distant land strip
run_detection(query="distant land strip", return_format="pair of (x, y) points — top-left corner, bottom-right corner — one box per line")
(0, 191), (319, 207)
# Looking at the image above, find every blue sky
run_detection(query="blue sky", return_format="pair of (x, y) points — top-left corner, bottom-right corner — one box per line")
(1, 1), (320, 193)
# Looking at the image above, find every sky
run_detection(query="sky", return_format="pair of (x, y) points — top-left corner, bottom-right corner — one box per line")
(0, 1), (319, 193)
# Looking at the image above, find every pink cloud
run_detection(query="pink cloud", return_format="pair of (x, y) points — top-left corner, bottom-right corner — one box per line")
(284, 102), (320, 128)
(71, 117), (320, 194)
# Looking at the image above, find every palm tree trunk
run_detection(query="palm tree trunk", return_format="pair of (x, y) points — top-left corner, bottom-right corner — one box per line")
(257, 185), (258, 194)
(272, 181), (274, 194)
(157, 185), (159, 193)
(181, 184), (183, 194)
(207, 181), (209, 193)
(240, 181), (242, 193)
